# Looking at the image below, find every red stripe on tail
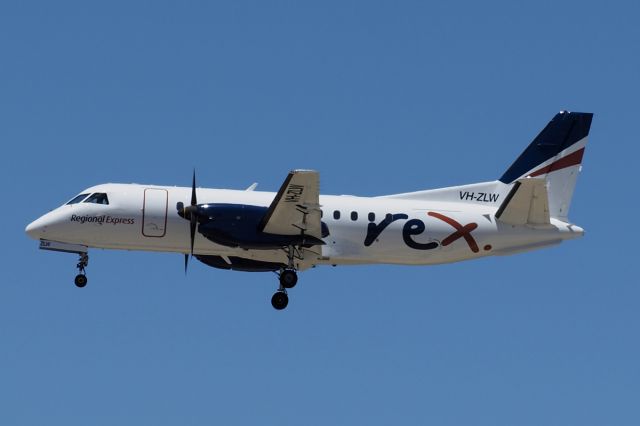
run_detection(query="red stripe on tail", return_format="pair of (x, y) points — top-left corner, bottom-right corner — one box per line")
(529, 147), (585, 177)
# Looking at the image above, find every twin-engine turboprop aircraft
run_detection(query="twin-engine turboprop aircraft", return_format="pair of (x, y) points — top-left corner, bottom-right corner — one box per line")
(26, 111), (592, 310)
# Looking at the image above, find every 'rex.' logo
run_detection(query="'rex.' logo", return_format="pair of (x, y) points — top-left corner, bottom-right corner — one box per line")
(427, 211), (479, 253)
(364, 211), (485, 253)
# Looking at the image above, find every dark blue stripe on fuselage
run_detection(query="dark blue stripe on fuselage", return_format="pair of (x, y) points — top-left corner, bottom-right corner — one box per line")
(499, 112), (593, 184)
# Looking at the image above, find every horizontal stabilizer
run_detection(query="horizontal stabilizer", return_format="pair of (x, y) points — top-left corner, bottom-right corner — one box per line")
(495, 178), (550, 226)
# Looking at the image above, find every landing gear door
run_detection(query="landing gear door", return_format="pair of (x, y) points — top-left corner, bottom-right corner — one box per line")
(142, 188), (168, 237)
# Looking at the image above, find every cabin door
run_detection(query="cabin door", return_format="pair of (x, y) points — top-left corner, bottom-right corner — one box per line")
(142, 188), (168, 237)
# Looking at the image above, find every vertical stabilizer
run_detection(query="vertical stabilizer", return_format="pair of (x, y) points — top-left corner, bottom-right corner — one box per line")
(499, 111), (593, 221)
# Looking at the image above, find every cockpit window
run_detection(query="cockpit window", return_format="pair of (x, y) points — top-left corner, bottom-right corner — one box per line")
(66, 193), (90, 205)
(84, 193), (109, 205)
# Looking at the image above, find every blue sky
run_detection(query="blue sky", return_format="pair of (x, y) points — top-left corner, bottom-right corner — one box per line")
(1, 1), (639, 424)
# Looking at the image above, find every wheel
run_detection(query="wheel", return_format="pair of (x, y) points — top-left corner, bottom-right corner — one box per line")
(279, 269), (298, 289)
(271, 291), (289, 310)
(74, 274), (88, 288)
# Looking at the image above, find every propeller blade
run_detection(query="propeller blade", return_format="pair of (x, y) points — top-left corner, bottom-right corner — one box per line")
(190, 215), (197, 256)
(191, 169), (197, 206)
(182, 169), (198, 275)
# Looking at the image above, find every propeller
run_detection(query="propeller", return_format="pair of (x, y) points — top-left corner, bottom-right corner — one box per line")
(177, 170), (199, 273)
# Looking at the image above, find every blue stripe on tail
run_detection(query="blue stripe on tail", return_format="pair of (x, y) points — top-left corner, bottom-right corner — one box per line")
(499, 111), (593, 184)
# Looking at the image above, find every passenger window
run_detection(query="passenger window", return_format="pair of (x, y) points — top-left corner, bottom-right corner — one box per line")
(66, 193), (89, 205)
(84, 193), (109, 205)
(368, 212), (375, 221)
(351, 211), (358, 221)
(333, 210), (341, 220)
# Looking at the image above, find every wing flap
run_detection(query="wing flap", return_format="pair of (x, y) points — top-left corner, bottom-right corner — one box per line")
(259, 170), (323, 240)
(495, 178), (550, 226)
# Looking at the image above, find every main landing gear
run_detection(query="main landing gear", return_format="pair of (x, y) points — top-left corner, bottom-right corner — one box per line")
(270, 246), (300, 310)
(280, 269), (298, 288)
(271, 289), (288, 310)
(271, 268), (298, 310)
(74, 252), (89, 288)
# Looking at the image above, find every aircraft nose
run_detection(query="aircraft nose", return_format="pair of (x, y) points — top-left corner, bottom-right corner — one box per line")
(25, 216), (47, 240)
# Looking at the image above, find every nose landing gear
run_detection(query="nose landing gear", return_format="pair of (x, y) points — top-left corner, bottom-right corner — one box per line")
(74, 252), (89, 288)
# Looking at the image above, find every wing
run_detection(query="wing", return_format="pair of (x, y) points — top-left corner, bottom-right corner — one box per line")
(258, 170), (323, 240)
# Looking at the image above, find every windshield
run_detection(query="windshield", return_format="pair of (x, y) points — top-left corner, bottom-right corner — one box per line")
(66, 193), (89, 205)
(84, 193), (109, 205)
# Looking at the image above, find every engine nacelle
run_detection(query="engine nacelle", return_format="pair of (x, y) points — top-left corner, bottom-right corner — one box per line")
(195, 255), (286, 272)
(196, 204), (326, 250)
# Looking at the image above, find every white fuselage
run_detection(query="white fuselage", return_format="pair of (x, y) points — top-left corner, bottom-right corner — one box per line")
(25, 183), (583, 271)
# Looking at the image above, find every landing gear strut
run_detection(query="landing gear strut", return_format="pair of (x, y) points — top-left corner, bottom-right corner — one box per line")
(270, 246), (300, 310)
(74, 252), (89, 288)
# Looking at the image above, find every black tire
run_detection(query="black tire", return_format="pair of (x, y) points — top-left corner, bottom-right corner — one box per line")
(74, 274), (88, 288)
(279, 269), (298, 289)
(271, 291), (289, 310)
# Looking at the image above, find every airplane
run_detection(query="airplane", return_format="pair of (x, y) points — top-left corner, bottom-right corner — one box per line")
(25, 111), (592, 310)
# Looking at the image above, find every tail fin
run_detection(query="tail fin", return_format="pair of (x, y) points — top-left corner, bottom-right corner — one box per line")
(499, 111), (593, 221)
